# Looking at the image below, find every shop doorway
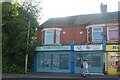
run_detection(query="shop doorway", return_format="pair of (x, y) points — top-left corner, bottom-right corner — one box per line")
(75, 52), (103, 74)
(106, 52), (120, 75)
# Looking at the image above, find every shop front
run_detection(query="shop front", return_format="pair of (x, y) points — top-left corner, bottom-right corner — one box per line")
(74, 44), (104, 74)
(34, 44), (104, 74)
(34, 46), (71, 72)
(106, 45), (120, 75)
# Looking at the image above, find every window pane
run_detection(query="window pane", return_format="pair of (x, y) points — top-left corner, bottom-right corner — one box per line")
(82, 54), (93, 67)
(59, 54), (69, 69)
(44, 54), (51, 69)
(45, 35), (54, 44)
(108, 26), (118, 30)
(56, 31), (60, 44)
(92, 54), (101, 67)
(109, 30), (118, 40)
(75, 54), (82, 67)
(45, 31), (54, 44)
(93, 27), (102, 31)
(93, 32), (102, 41)
(37, 54), (44, 69)
(52, 54), (59, 69)
(45, 30), (54, 35)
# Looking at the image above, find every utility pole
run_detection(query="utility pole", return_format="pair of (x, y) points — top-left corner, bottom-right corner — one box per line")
(25, 20), (30, 73)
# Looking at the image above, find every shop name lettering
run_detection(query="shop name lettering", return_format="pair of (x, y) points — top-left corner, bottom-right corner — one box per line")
(112, 46), (120, 49)
(43, 46), (70, 50)
(75, 45), (102, 50)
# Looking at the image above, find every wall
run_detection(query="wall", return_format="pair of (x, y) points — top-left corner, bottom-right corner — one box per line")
(37, 20), (118, 45)
(37, 25), (87, 45)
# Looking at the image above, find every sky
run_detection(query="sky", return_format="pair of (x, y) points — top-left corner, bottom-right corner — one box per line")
(39, 0), (120, 24)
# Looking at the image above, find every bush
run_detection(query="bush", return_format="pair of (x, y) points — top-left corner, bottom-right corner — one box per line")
(2, 64), (24, 73)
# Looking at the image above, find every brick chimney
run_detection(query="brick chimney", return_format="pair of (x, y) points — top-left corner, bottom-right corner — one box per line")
(100, 3), (107, 15)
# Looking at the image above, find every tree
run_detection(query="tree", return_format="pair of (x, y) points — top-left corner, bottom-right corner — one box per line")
(2, 1), (42, 73)
(20, 0), (43, 73)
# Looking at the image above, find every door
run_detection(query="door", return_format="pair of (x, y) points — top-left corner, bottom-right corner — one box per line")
(107, 52), (120, 75)
(75, 54), (82, 73)
(75, 52), (103, 73)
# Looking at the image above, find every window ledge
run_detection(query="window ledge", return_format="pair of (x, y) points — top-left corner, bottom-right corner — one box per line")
(42, 44), (62, 46)
(106, 41), (119, 43)
(92, 41), (102, 43)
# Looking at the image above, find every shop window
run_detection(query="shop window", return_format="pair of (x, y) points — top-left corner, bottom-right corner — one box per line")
(92, 27), (103, 41)
(37, 54), (69, 70)
(107, 52), (120, 70)
(59, 54), (69, 69)
(75, 54), (82, 67)
(107, 26), (118, 41)
(82, 53), (101, 67)
(37, 54), (44, 69)
(82, 54), (93, 67)
(44, 54), (51, 69)
(92, 54), (101, 67)
(52, 54), (59, 69)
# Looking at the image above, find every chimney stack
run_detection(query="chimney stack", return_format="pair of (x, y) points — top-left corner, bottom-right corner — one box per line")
(100, 3), (107, 15)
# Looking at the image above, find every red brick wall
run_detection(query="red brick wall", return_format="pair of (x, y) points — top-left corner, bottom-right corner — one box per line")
(37, 25), (87, 45)
(60, 26), (87, 45)
(37, 20), (118, 45)
(37, 29), (42, 44)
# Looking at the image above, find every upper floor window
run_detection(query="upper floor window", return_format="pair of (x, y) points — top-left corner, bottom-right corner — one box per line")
(42, 28), (61, 45)
(56, 31), (60, 44)
(45, 30), (54, 44)
(92, 27), (103, 41)
(107, 26), (118, 41)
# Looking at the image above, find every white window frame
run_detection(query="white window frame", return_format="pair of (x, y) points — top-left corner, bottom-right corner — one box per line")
(56, 30), (60, 44)
(42, 28), (61, 45)
(92, 27), (103, 42)
(107, 26), (118, 41)
(44, 30), (54, 44)
(87, 28), (90, 42)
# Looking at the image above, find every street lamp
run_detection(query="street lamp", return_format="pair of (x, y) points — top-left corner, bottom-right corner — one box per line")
(25, 20), (30, 74)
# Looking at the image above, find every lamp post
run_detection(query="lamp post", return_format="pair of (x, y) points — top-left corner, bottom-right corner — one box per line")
(25, 20), (30, 73)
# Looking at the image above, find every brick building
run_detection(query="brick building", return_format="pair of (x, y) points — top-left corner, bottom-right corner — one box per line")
(34, 4), (120, 75)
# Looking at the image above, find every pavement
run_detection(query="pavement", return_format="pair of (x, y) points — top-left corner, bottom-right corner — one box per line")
(1, 72), (120, 80)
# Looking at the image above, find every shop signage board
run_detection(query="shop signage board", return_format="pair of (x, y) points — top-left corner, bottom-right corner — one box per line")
(36, 46), (71, 51)
(74, 44), (102, 51)
(106, 45), (120, 51)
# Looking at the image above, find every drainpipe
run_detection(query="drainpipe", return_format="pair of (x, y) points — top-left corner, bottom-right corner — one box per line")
(70, 40), (75, 73)
(102, 32), (107, 75)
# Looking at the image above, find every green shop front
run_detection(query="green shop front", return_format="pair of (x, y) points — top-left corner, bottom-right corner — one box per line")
(34, 46), (71, 72)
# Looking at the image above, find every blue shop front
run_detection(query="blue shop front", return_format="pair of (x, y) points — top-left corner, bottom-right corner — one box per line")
(74, 44), (104, 74)
(34, 46), (71, 72)
(34, 44), (104, 74)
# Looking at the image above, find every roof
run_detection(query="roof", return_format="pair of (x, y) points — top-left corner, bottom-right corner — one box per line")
(41, 16), (78, 27)
(40, 11), (118, 28)
(93, 11), (118, 22)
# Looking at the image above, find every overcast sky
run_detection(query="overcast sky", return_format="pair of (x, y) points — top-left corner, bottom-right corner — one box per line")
(40, 0), (120, 24)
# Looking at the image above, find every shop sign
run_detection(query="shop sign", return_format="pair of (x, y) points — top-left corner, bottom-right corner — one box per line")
(74, 44), (102, 51)
(36, 46), (70, 51)
(106, 45), (120, 51)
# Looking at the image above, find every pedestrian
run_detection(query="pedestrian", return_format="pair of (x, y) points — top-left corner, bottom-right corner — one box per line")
(82, 60), (89, 77)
